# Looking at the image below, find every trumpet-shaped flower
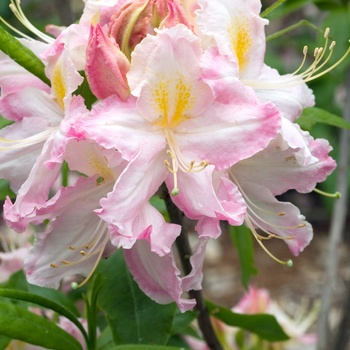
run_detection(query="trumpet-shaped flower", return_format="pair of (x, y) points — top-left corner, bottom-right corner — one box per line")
(229, 128), (336, 257)
(196, 0), (315, 121)
(74, 24), (280, 248)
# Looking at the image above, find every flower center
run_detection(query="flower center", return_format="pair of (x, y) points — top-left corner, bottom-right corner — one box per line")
(150, 74), (209, 195)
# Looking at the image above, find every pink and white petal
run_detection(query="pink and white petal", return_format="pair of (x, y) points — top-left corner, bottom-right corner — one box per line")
(243, 182), (313, 256)
(196, 0), (267, 77)
(98, 150), (169, 251)
(3, 137), (61, 232)
(76, 96), (165, 161)
(129, 24), (214, 123)
(252, 65), (315, 121)
(86, 25), (130, 100)
(24, 176), (109, 288)
(0, 117), (52, 192)
(176, 100), (281, 169)
(168, 166), (245, 238)
(0, 87), (62, 123)
(124, 240), (196, 312)
(181, 236), (209, 291)
(232, 132), (336, 196)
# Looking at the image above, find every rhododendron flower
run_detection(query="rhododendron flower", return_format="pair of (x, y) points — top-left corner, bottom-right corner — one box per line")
(233, 287), (318, 350)
(228, 129), (336, 258)
(196, 0), (315, 121)
(76, 24), (280, 245)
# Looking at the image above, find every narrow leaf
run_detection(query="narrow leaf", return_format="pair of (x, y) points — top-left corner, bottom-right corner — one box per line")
(0, 25), (50, 85)
(261, 0), (287, 18)
(229, 225), (257, 289)
(297, 107), (350, 130)
(206, 301), (289, 342)
(0, 301), (82, 350)
(95, 250), (177, 345)
(0, 289), (88, 342)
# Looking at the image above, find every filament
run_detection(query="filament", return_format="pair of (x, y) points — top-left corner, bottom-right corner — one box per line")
(7, 0), (54, 43)
(164, 129), (209, 195)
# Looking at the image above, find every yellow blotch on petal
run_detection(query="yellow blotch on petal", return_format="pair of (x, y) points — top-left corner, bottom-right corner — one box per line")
(52, 62), (67, 110)
(86, 149), (115, 184)
(228, 18), (252, 72)
(152, 75), (194, 129)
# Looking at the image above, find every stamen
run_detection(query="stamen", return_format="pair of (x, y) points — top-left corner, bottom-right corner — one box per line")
(49, 221), (109, 287)
(242, 28), (350, 89)
(230, 172), (306, 257)
(0, 128), (57, 150)
(163, 129), (209, 195)
(246, 216), (293, 267)
(314, 188), (341, 198)
(7, 0), (54, 43)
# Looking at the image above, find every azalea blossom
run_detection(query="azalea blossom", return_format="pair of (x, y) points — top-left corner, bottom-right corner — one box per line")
(228, 127), (336, 259)
(185, 287), (318, 350)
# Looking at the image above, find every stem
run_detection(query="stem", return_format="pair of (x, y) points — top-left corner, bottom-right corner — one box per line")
(317, 68), (350, 350)
(161, 184), (223, 350)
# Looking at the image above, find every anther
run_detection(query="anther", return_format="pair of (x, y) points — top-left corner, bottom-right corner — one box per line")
(61, 260), (70, 264)
(80, 250), (87, 256)
(50, 263), (59, 268)
(69, 246), (76, 250)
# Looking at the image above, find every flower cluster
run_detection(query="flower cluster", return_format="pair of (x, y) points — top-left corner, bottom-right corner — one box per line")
(0, 0), (338, 312)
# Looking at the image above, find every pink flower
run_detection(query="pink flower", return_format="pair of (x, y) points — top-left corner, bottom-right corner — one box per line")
(197, 0), (315, 121)
(228, 126), (336, 257)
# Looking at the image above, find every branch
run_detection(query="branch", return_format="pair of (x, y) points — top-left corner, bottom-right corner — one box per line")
(161, 184), (223, 350)
(317, 68), (350, 350)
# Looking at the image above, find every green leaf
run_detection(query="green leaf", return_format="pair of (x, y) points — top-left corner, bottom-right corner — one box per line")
(0, 115), (13, 129)
(229, 225), (257, 289)
(0, 179), (16, 200)
(0, 25), (50, 85)
(171, 309), (198, 335)
(0, 301), (83, 350)
(206, 301), (289, 342)
(297, 107), (350, 130)
(0, 289), (88, 343)
(0, 335), (11, 350)
(95, 250), (177, 345)
(107, 346), (187, 350)
(28, 283), (80, 316)
(74, 71), (97, 110)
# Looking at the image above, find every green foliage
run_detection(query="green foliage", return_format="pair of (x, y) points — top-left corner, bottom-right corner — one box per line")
(206, 301), (289, 342)
(0, 179), (15, 200)
(0, 288), (88, 341)
(0, 115), (13, 129)
(229, 225), (257, 289)
(95, 250), (178, 346)
(0, 336), (10, 350)
(0, 25), (50, 85)
(297, 107), (350, 130)
(0, 300), (83, 350)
